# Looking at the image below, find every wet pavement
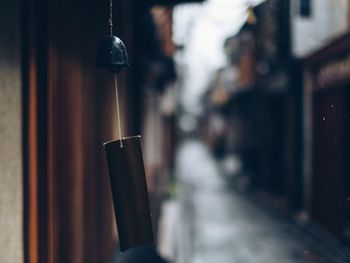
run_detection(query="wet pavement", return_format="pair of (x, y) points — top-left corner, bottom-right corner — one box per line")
(167, 140), (348, 263)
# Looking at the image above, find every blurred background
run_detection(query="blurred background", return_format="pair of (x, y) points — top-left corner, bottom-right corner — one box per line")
(1, 0), (350, 262)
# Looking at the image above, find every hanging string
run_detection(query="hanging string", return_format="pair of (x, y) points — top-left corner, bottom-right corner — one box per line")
(109, 0), (113, 35)
(114, 73), (123, 148)
(109, 0), (123, 147)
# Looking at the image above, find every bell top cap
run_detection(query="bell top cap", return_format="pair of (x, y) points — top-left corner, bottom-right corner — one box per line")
(96, 35), (129, 73)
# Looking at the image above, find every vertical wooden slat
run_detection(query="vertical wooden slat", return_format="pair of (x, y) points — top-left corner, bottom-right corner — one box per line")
(303, 66), (314, 212)
(23, 0), (40, 262)
(47, 1), (57, 259)
(27, 54), (39, 263)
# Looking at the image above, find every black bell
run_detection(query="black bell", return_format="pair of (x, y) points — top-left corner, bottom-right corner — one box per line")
(96, 35), (129, 73)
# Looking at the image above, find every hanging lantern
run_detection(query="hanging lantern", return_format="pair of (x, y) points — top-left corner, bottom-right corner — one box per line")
(96, 0), (154, 253)
(247, 6), (257, 25)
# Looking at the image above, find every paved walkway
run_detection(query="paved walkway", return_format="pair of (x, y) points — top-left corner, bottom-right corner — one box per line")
(169, 140), (348, 263)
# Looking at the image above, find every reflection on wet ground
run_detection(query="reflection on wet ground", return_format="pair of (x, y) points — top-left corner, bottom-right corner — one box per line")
(168, 140), (347, 263)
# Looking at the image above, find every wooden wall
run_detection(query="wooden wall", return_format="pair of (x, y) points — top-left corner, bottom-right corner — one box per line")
(305, 33), (350, 237)
(23, 0), (137, 262)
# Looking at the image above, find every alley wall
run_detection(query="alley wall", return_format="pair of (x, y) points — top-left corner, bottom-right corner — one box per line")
(0, 1), (23, 263)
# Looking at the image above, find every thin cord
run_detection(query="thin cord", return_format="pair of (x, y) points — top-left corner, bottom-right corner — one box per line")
(109, 0), (123, 147)
(109, 0), (113, 35)
(110, 0), (123, 147)
(114, 73), (123, 148)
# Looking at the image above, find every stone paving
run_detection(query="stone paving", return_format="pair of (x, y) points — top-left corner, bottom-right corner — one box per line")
(171, 140), (348, 263)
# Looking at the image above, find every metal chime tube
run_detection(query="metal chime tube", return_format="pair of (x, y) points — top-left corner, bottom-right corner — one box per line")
(104, 136), (154, 251)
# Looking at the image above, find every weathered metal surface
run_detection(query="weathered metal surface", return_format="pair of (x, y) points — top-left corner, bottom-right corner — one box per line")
(104, 136), (154, 251)
(96, 35), (129, 73)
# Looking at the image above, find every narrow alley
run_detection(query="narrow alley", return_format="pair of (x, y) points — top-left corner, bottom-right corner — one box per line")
(3, 0), (350, 263)
(166, 140), (349, 263)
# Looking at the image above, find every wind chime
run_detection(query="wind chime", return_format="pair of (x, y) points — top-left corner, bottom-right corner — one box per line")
(96, 0), (154, 252)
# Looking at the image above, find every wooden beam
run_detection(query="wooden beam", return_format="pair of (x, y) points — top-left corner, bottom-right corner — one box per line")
(145, 0), (204, 7)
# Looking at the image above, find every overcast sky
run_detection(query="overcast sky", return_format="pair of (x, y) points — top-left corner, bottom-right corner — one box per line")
(173, 0), (265, 115)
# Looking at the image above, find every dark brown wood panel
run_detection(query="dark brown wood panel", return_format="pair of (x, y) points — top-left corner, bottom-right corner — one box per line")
(23, 0), (139, 262)
(312, 87), (350, 236)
